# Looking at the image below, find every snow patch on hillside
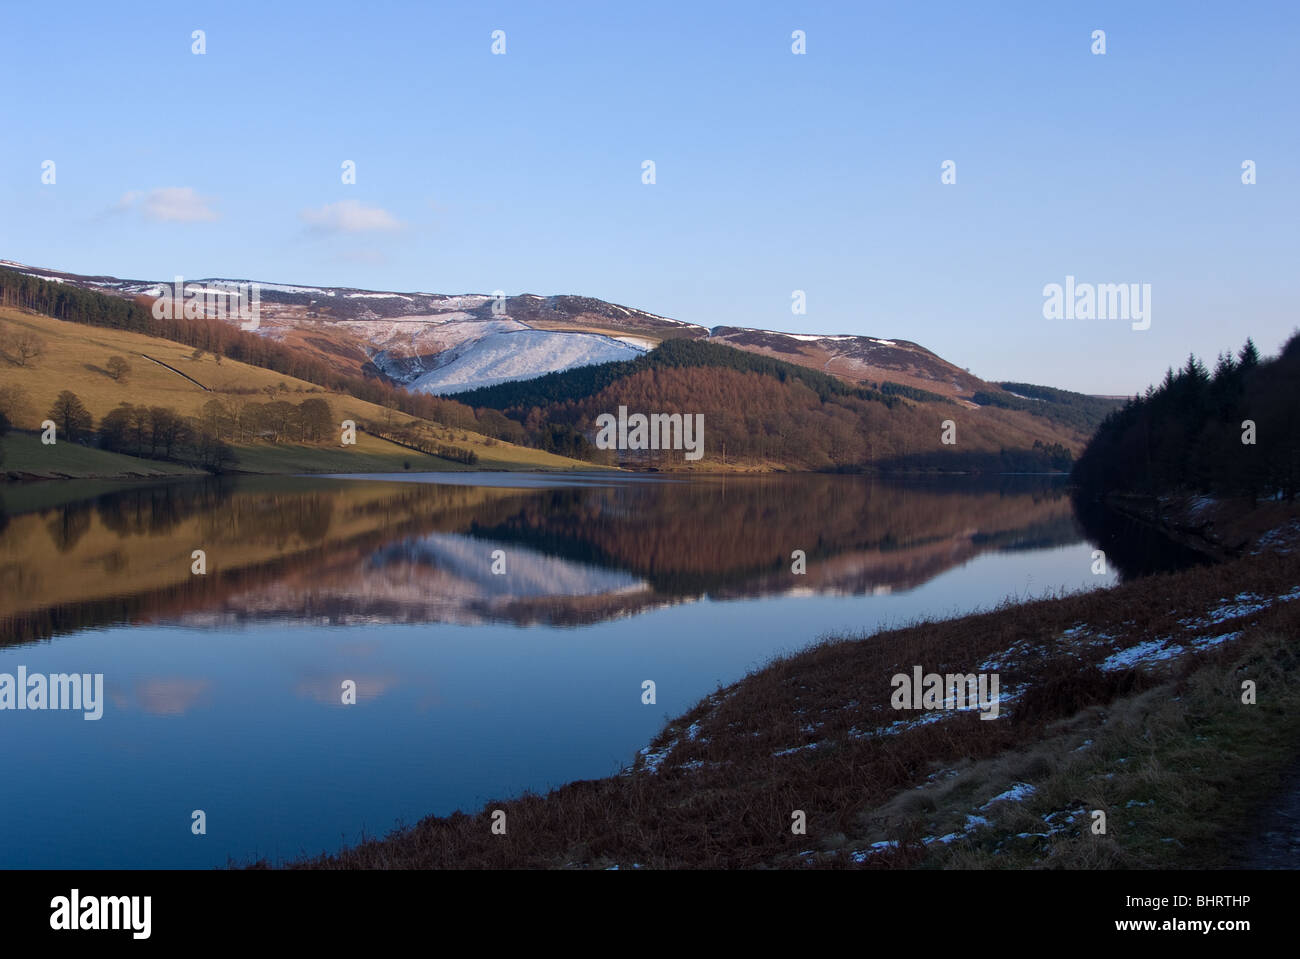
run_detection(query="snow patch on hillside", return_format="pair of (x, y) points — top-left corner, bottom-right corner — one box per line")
(411, 329), (647, 395)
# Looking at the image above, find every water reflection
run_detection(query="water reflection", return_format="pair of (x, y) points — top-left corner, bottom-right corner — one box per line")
(0, 473), (1093, 643)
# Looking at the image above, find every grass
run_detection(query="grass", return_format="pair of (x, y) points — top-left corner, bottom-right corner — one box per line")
(218, 432), (478, 475)
(266, 545), (1300, 869)
(1, 431), (203, 479)
(0, 306), (596, 474)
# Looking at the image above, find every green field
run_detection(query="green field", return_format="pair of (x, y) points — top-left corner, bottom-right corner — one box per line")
(0, 431), (203, 480)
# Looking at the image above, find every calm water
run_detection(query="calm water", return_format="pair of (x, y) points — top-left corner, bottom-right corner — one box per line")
(0, 472), (1133, 867)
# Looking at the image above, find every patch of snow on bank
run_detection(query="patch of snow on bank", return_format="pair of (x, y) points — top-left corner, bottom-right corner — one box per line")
(1099, 639), (1184, 672)
(773, 742), (821, 757)
(981, 783), (1037, 808)
(1190, 631), (1244, 650)
(1179, 593), (1271, 629)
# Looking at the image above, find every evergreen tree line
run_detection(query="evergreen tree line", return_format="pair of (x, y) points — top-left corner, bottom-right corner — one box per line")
(1071, 334), (1300, 500)
(878, 381), (954, 404)
(451, 338), (900, 414)
(974, 382), (1122, 434)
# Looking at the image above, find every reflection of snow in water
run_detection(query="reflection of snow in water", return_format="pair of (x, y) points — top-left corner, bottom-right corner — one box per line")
(371, 532), (647, 599)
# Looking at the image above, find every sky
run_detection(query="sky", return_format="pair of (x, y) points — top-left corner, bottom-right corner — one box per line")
(1, 1), (1296, 395)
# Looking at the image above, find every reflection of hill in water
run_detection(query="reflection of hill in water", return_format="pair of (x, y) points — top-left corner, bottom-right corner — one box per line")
(0, 474), (1083, 641)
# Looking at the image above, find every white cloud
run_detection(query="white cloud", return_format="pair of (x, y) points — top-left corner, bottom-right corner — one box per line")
(114, 186), (219, 222)
(300, 199), (402, 234)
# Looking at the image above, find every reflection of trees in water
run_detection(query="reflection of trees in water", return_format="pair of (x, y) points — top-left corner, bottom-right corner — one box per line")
(0, 475), (1105, 643)
(1070, 490), (1211, 582)
(203, 493), (336, 548)
(46, 503), (93, 552)
(86, 479), (335, 548)
(0, 480), (525, 645)
(464, 475), (1079, 594)
(96, 479), (235, 538)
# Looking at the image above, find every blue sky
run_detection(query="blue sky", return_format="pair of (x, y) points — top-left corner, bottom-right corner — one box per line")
(1, 1), (1296, 394)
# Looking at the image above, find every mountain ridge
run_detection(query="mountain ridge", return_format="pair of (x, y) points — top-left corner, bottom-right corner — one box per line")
(0, 259), (1037, 406)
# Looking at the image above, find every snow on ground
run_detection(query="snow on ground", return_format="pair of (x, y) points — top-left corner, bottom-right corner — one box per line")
(412, 329), (647, 395)
(611, 334), (657, 351)
(1179, 593), (1274, 629)
(1190, 631), (1244, 650)
(1099, 639), (1186, 672)
(247, 282), (334, 295)
(637, 742), (673, 773)
(1253, 521), (1300, 555)
(773, 742), (821, 757)
(980, 783), (1037, 808)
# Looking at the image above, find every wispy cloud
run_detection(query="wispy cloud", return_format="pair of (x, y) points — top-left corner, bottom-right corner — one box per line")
(113, 186), (219, 223)
(300, 199), (402, 234)
(133, 678), (212, 716)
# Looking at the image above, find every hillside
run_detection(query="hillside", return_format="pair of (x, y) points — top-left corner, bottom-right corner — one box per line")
(0, 260), (1119, 473)
(0, 305), (595, 478)
(2, 259), (1107, 412)
(453, 338), (1100, 472)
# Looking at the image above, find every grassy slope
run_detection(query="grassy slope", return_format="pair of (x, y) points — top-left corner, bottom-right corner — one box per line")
(1, 431), (203, 479)
(275, 541), (1300, 869)
(0, 307), (596, 475)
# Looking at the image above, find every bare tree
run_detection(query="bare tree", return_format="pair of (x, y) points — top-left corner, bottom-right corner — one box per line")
(105, 355), (131, 382)
(7, 330), (46, 367)
(0, 385), (35, 427)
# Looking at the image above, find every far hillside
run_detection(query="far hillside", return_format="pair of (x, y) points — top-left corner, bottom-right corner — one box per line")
(451, 339), (1087, 472)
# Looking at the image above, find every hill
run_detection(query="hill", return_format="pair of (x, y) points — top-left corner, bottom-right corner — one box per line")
(0, 305), (595, 478)
(2, 259), (1109, 415)
(0, 260), (1118, 473)
(451, 338), (1094, 472)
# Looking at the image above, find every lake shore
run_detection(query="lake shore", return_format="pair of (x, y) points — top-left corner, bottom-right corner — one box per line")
(269, 527), (1300, 870)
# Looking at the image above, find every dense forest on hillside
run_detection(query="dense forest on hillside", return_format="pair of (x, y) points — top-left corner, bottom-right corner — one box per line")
(1071, 335), (1300, 500)
(450, 339), (1083, 471)
(976, 382), (1122, 434)
(451, 338), (898, 411)
(491, 361), (1073, 471)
